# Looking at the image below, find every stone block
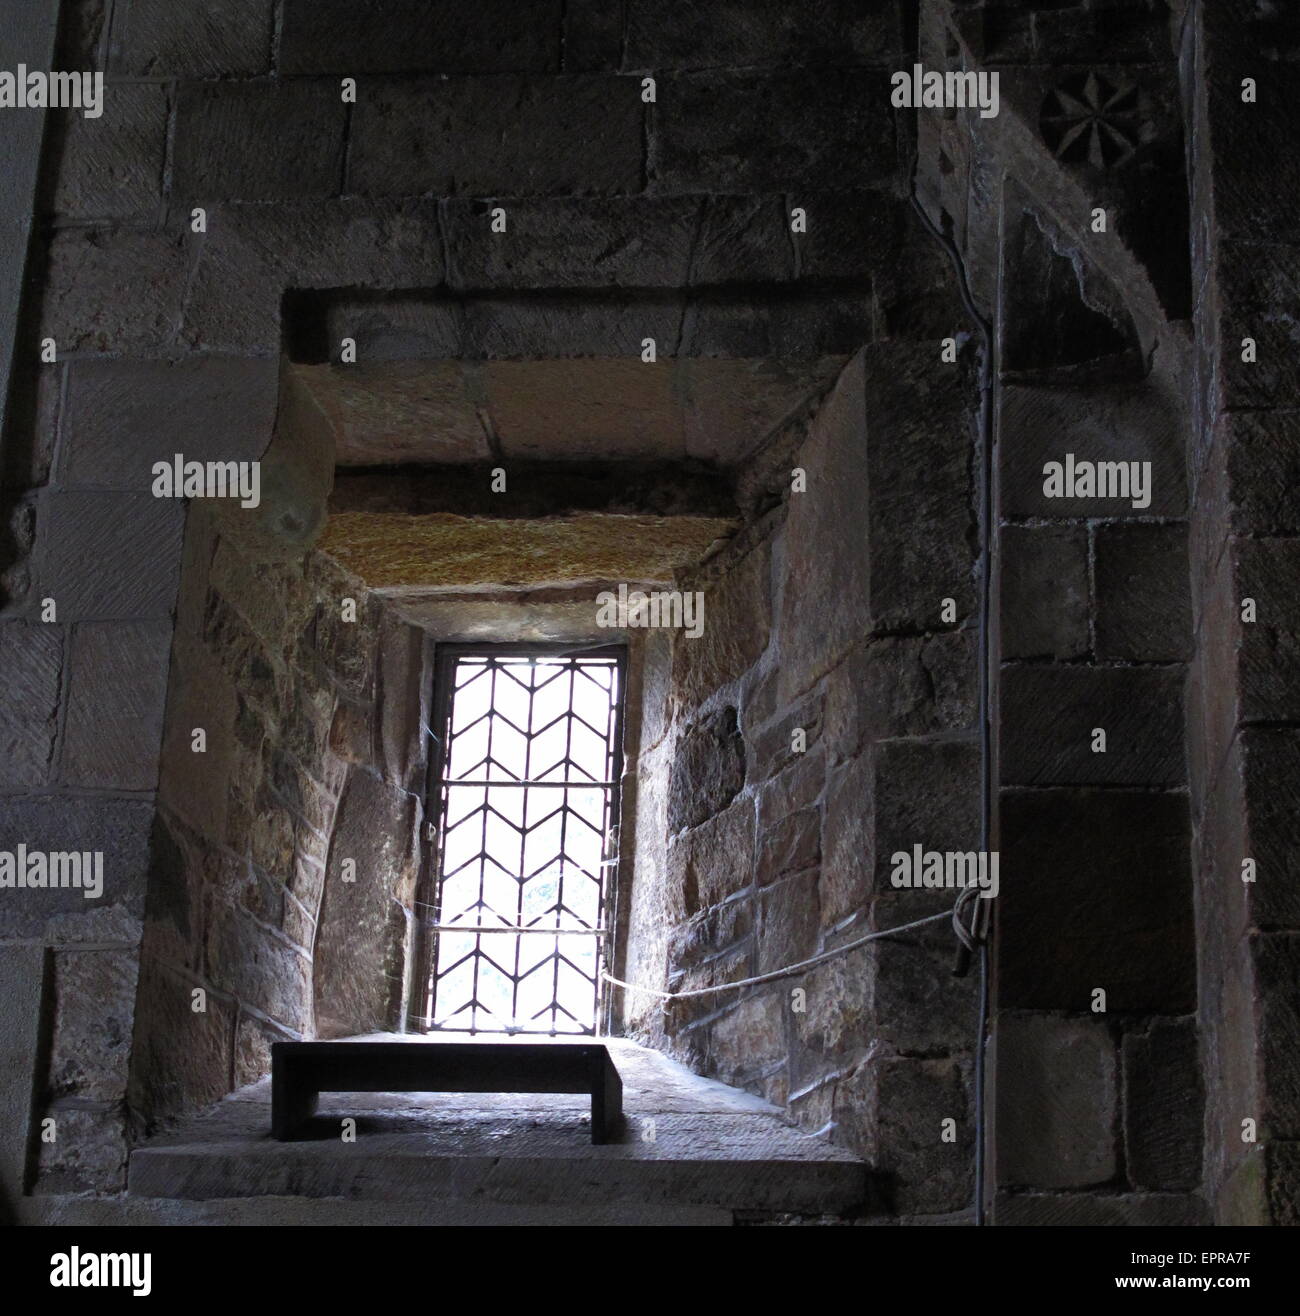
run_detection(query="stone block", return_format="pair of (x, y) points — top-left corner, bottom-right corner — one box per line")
(706, 989), (786, 1086)
(666, 796), (754, 914)
(48, 949), (139, 1103)
(446, 196), (697, 290)
(314, 768), (415, 1037)
(1000, 524), (1090, 661)
(563, 0), (623, 72)
(461, 295), (678, 360)
(872, 740), (981, 886)
(1000, 664), (1185, 787)
(652, 70), (895, 193)
(1241, 728), (1300, 929)
(1123, 1018), (1203, 1190)
(627, 1), (897, 69)
(58, 0), (110, 68)
(111, 0), (273, 76)
(776, 354), (868, 701)
(821, 633), (975, 764)
(756, 869), (820, 973)
(127, 954), (236, 1123)
(61, 621), (172, 791)
(994, 1192), (1209, 1226)
(34, 1105), (129, 1194)
(0, 796), (154, 940)
(674, 539), (771, 710)
(0, 622), (62, 787)
(1000, 382), (1187, 519)
(348, 76), (643, 197)
(1254, 933), (1300, 1141)
(1208, 65), (1300, 245)
(855, 1057), (973, 1215)
(1223, 410), (1300, 536)
(691, 196), (795, 286)
(1094, 522), (1192, 661)
(61, 358), (278, 490)
(39, 492), (183, 621)
(820, 754), (872, 927)
(173, 82), (346, 202)
(280, 0), (559, 74)
(40, 229), (189, 356)
(873, 927), (978, 1055)
(999, 789), (1195, 1013)
(995, 1013), (1117, 1189)
(184, 200), (444, 353)
(207, 896), (312, 1030)
(50, 82), (168, 220)
(862, 344), (976, 631)
(746, 689), (821, 787)
(667, 706), (745, 834)
(0, 945), (47, 1200)
(1237, 538), (1300, 722)
(233, 1011), (293, 1089)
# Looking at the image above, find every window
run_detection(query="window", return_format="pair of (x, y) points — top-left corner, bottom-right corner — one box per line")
(416, 646), (626, 1036)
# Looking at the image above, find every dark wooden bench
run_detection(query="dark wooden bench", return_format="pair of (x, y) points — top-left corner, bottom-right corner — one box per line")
(271, 1041), (625, 1145)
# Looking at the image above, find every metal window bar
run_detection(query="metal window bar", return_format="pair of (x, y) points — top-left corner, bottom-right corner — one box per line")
(419, 647), (625, 1037)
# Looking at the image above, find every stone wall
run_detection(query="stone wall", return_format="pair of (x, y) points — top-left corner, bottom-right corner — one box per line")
(126, 498), (425, 1150)
(621, 341), (983, 1220)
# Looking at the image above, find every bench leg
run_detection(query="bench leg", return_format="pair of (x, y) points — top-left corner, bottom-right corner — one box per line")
(590, 1055), (624, 1145)
(271, 1059), (318, 1141)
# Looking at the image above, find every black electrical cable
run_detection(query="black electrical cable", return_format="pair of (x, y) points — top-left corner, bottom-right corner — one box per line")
(906, 173), (996, 1228)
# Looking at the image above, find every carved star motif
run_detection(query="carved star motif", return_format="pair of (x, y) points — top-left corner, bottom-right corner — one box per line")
(1041, 72), (1143, 168)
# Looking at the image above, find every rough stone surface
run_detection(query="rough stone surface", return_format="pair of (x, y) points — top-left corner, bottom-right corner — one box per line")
(999, 790), (1195, 1013)
(0, 622), (62, 787)
(1123, 1019), (1204, 1191)
(995, 1014), (1117, 1190)
(1001, 524), (1090, 660)
(667, 707), (746, 834)
(1094, 523), (1193, 662)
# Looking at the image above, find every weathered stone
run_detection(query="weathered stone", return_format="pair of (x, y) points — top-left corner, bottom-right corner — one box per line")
(652, 70), (895, 193)
(861, 344), (976, 630)
(40, 229), (189, 356)
(872, 740), (980, 887)
(50, 82), (168, 220)
(850, 1057), (973, 1216)
(233, 1011), (293, 1090)
(1123, 1018), (1204, 1190)
(48, 949), (139, 1102)
(173, 82), (346, 201)
(995, 1013), (1117, 1190)
(757, 869), (820, 973)
(1241, 729), (1300, 929)
(207, 896), (312, 1031)
(314, 768), (416, 1038)
(1237, 538), (1300, 722)
(127, 954), (236, 1123)
(1094, 523), (1192, 662)
(706, 989), (787, 1087)
(820, 755), (872, 927)
(1001, 524), (1090, 660)
(62, 622), (172, 790)
(755, 745), (824, 833)
(1223, 410), (1300, 535)
(462, 296), (679, 359)
(1001, 665), (1186, 786)
(111, 0), (273, 76)
(39, 493), (183, 621)
(627, 0), (896, 69)
(61, 358), (278, 489)
(34, 1105), (129, 1194)
(873, 930), (978, 1056)
(689, 196), (794, 285)
(349, 77), (644, 197)
(994, 1192), (1209, 1226)
(280, 0), (558, 74)
(0, 622), (62, 787)
(667, 706), (745, 833)
(675, 539), (771, 709)
(1254, 932), (1300, 1142)
(0, 796), (154, 940)
(563, 0), (623, 72)
(999, 789), (1195, 1013)
(1000, 382), (1187, 519)
(665, 796), (753, 913)
(446, 197), (697, 289)
(184, 201), (445, 352)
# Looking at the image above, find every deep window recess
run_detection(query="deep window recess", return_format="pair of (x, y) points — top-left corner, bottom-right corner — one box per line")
(418, 646), (626, 1036)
